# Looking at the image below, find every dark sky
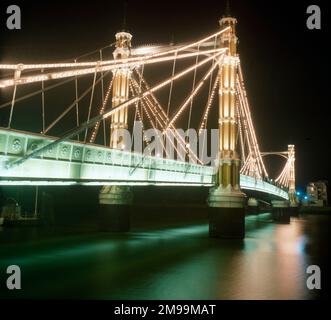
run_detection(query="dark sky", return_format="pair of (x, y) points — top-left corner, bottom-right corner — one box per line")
(0, 0), (330, 191)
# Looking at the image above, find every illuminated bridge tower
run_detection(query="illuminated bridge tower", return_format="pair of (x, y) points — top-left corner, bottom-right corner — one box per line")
(287, 144), (298, 216)
(288, 144), (297, 205)
(110, 32), (132, 149)
(99, 32), (133, 232)
(272, 144), (296, 222)
(207, 14), (246, 238)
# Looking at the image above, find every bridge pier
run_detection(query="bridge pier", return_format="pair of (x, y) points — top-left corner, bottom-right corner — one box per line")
(208, 187), (246, 239)
(99, 186), (133, 232)
(289, 203), (299, 217)
(271, 200), (290, 224)
(247, 198), (259, 215)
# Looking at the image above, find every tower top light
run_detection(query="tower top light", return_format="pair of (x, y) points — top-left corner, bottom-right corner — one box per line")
(113, 32), (132, 59)
(219, 14), (237, 56)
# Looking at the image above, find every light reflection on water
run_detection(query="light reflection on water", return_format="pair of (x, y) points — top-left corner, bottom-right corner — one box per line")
(0, 213), (328, 299)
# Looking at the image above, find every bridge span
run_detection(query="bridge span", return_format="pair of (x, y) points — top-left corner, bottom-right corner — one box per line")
(0, 128), (288, 201)
(0, 12), (296, 238)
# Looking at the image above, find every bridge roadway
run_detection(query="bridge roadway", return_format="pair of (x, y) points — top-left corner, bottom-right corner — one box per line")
(0, 128), (288, 200)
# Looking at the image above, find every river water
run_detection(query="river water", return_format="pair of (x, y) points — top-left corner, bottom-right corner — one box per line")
(0, 212), (330, 299)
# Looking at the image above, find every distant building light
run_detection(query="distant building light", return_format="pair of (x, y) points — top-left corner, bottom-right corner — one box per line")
(304, 196), (308, 200)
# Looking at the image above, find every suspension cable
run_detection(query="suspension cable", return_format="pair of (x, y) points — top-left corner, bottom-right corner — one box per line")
(1, 48), (226, 88)
(99, 50), (107, 146)
(89, 76), (114, 143)
(132, 65), (145, 147)
(199, 36), (218, 161)
(41, 69), (45, 133)
(236, 97), (245, 164)
(44, 70), (110, 134)
(139, 65), (145, 124)
(237, 64), (268, 178)
(0, 28), (229, 72)
(7, 52), (224, 168)
(187, 44), (200, 130)
(73, 42), (115, 62)
(0, 77), (75, 110)
(74, 59), (80, 140)
(7, 68), (21, 128)
(129, 81), (149, 149)
(166, 52), (177, 119)
(198, 76), (218, 134)
(7, 85), (17, 128)
(237, 79), (263, 177)
(167, 60), (219, 129)
(139, 65), (145, 123)
(131, 74), (200, 163)
(84, 70), (98, 142)
(128, 84), (151, 176)
(130, 80), (170, 158)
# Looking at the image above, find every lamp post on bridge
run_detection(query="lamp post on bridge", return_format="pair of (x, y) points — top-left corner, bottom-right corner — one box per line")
(207, 14), (246, 238)
(99, 31), (134, 232)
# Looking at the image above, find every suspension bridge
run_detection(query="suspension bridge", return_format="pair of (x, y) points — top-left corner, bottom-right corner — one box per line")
(0, 13), (297, 238)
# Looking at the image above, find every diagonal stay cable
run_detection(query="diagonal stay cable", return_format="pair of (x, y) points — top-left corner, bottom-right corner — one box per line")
(84, 70), (98, 142)
(0, 77), (75, 110)
(5, 51), (224, 169)
(43, 70), (110, 134)
(89, 76), (114, 143)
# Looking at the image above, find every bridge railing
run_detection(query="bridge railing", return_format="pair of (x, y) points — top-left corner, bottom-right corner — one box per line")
(240, 174), (289, 200)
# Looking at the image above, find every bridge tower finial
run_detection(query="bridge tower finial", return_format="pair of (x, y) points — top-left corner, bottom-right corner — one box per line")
(225, 0), (231, 17)
(219, 8), (238, 56)
(122, 0), (128, 31)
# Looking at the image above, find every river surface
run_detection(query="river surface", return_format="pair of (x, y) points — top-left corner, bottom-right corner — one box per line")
(0, 213), (330, 299)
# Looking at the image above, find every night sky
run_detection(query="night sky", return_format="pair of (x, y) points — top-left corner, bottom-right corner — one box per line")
(0, 0), (330, 191)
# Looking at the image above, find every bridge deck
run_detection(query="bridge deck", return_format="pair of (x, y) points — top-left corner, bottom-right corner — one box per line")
(0, 128), (288, 200)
